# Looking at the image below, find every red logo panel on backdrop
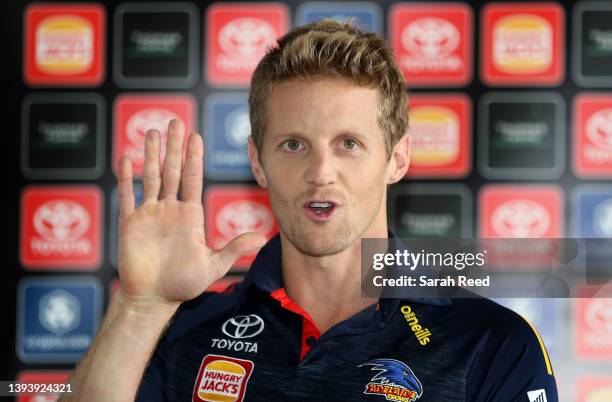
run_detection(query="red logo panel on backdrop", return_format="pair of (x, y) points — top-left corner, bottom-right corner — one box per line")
(478, 185), (563, 238)
(481, 2), (564, 85)
(20, 186), (103, 269)
(205, 187), (278, 270)
(406, 94), (471, 178)
(24, 3), (105, 86)
(573, 93), (612, 178)
(205, 3), (289, 86)
(113, 93), (196, 178)
(389, 2), (472, 86)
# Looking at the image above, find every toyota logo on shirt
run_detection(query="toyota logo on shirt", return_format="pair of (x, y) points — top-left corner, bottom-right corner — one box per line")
(222, 314), (264, 339)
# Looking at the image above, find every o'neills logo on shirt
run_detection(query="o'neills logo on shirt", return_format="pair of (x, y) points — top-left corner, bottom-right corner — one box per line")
(192, 354), (254, 402)
(401, 305), (431, 346)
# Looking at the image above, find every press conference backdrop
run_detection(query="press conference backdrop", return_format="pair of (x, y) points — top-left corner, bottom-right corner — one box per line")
(6, 0), (612, 400)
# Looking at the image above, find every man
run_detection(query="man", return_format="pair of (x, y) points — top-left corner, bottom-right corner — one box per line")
(62, 20), (557, 401)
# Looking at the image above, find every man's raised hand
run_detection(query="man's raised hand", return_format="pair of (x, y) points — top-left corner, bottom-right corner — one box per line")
(116, 118), (266, 311)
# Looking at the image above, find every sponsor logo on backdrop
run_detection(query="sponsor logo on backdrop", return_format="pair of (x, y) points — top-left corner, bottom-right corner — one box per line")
(574, 3), (612, 85)
(585, 108), (612, 162)
(482, 3), (563, 85)
(24, 3), (105, 85)
(17, 277), (101, 363)
(225, 106), (251, 149)
(479, 186), (562, 238)
(216, 201), (274, 241)
(406, 95), (470, 177)
(574, 187), (612, 238)
(33, 201), (90, 244)
(204, 94), (252, 179)
(479, 92), (564, 179)
(113, 94), (195, 177)
(21, 187), (102, 270)
(493, 15), (553, 75)
(492, 200), (551, 238)
(206, 4), (288, 85)
(577, 297), (612, 359)
(205, 187), (278, 269)
(403, 18), (459, 59)
(39, 290), (80, 336)
(594, 199), (612, 237)
(574, 95), (612, 177)
(358, 359), (423, 401)
(22, 93), (104, 179)
(36, 16), (94, 74)
(114, 3), (198, 87)
(391, 184), (471, 238)
(390, 3), (471, 86)
(295, 2), (382, 33)
(410, 106), (459, 165)
(192, 354), (254, 402)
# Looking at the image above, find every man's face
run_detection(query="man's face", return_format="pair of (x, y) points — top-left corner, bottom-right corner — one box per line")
(248, 76), (409, 257)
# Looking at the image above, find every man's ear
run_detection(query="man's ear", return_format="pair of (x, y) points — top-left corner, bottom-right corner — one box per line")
(248, 136), (268, 188)
(387, 132), (411, 185)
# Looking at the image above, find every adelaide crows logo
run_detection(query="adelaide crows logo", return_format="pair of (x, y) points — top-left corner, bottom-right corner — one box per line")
(358, 358), (423, 402)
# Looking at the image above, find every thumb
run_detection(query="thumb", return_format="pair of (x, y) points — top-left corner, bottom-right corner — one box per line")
(215, 232), (268, 271)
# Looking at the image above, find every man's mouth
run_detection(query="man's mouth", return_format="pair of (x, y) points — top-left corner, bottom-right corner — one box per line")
(309, 201), (334, 214)
(303, 200), (339, 221)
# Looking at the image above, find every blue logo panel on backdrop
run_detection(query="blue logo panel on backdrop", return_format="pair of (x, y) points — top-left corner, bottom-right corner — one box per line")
(295, 2), (382, 33)
(17, 276), (102, 363)
(204, 93), (253, 180)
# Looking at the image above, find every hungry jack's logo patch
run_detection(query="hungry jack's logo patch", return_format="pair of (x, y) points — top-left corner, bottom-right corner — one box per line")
(192, 354), (254, 402)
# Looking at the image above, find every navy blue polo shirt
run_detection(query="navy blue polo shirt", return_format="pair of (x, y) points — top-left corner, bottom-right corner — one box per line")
(136, 233), (558, 402)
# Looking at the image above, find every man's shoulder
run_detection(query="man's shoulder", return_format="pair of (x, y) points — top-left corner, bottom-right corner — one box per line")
(440, 295), (544, 345)
(435, 295), (554, 377)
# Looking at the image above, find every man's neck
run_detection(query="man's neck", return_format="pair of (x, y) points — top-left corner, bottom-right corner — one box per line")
(279, 226), (387, 335)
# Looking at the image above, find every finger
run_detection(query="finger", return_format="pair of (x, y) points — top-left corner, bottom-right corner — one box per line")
(214, 232), (268, 273)
(160, 119), (185, 200)
(117, 155), (135, 218)
(180, 132), (204, 203)
(142, 129), (162, 203)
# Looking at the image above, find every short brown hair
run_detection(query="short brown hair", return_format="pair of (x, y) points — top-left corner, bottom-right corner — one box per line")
(249, 19), (408, 159)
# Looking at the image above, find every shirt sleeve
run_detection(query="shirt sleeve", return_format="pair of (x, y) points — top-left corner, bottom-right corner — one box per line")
(466, 314), (558, 402)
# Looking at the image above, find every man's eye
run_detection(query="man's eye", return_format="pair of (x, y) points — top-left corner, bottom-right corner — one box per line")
(343, 138), (358, 150)
(283, 139), (302, 151)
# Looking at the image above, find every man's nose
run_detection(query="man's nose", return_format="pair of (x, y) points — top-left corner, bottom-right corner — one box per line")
(304, 148), (337, 186)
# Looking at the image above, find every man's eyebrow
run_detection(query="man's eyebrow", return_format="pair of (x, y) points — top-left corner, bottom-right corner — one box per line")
(269, 131), (305, 141)
(270, 129), (370, 140)
(336, 130), (369, 140)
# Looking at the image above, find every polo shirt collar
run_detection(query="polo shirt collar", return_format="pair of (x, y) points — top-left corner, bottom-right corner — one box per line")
(243, 231), (452, 309)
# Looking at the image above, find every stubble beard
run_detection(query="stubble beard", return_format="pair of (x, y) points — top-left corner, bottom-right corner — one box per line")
(284, 217), (354, 257)
(275, 202), (382, 258)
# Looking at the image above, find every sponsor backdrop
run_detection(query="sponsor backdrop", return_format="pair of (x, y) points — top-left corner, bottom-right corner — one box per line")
(4, 0), (612, 400)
